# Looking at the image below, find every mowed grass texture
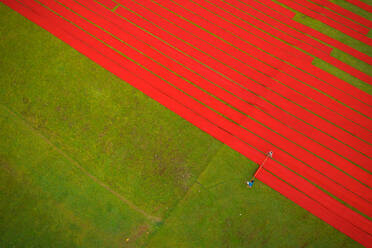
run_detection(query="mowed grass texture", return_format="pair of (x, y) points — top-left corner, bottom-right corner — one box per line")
(0, 2), (366, 248)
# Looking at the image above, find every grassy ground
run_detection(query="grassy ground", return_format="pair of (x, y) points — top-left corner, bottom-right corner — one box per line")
(0, 2), (365, 248)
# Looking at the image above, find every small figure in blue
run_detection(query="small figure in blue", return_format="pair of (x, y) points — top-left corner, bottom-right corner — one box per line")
(247, 179), (255, 188)
(246, 151), (273, 189)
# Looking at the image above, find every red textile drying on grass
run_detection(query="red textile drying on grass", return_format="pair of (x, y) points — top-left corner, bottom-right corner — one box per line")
(1, 0), (371, 246)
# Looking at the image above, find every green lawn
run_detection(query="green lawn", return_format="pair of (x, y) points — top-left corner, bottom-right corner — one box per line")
(0, 2), (365, 247)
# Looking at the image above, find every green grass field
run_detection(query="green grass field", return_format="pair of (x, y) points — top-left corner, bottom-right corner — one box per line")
(0, 1), (369, 247)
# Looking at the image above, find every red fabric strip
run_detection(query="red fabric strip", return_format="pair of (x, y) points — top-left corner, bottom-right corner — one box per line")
(96, 0), (116, 9)
(276, 0), (372, 45)
(252, 0), (372, 65)
(296, 0), (369, 34)
(156, 0), (372, 116)
(179, 0), (372, 128)
(116, 0), (372, 165)
(310, 0), (372, 28)
(345, 0), (372, 13)
(252, 0), (296, 18)
(44, 0), (372, 202)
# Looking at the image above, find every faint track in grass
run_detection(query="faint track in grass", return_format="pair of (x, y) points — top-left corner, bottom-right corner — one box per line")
(143, 143), (225, 246)
(1, 104), (162, 223)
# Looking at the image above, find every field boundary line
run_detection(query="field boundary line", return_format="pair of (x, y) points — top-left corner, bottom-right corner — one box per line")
(1, 104), (162, 222)
(144, 143), (225, 246)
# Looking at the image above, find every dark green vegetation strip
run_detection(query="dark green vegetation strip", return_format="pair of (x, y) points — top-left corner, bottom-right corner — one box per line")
(272, 0), (372, 93)
(329, 0), (372, 20)
(0, 3), (361, 248)
(313, 57), (372, 95)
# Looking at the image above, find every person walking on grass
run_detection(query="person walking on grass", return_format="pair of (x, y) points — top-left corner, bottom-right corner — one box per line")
(247, 179), (255, 188)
